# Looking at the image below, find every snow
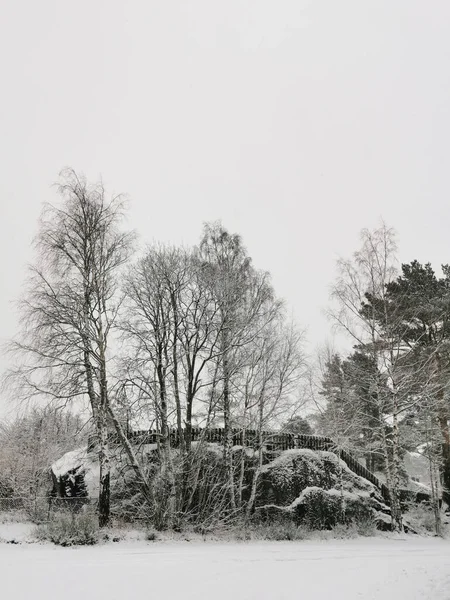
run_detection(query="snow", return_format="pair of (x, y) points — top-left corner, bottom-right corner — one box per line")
(384, 413), (407, 426)
(417, 443), (431, 454)
(51, 447), (100, 497)
(190, 441), (223, 455)
(261, 448), (378, 501)
(1, 538), (450, 599)
(51, 447), (88, 478)
(404, 450), (432, 487)
(408, 479), (436, 496)
(232, 445), (257, 457)
(290, 486), (360, 508)
(375, 511), (392, 526)
(0, 522), (34, 543)
(141, 442), (158, 453)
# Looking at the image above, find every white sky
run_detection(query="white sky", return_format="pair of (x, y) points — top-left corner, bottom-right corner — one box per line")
(1, 1), (450, 414)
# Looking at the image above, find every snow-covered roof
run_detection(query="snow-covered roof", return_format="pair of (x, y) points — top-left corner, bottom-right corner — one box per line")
(51, 447), (100, 497)
(51, 448), (89, 478)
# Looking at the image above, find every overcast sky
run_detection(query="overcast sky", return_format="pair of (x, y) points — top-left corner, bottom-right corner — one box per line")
(1, 1), (450, 414)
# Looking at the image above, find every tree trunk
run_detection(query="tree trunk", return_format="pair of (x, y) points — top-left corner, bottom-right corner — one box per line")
(97, 314), (112, 528)
(438, 413), (450, 493)
(427, 420), (442, 536)
(181, 381), (194, 512)
(222, 335), (236, 511)
(171, 294), (185, 455)
(246, 427), (263, 518)
(97, 409), (110, 528)
(246, 394), (266, 517)
(83, 341), (111, 528)
(379, 417), (401, 531)
(185, 378), (194, 452)
(390, 401), (403, 532)
(157, 354), (176, 528)
(237, 425), (247, 508)
(434, 355), (450, 497)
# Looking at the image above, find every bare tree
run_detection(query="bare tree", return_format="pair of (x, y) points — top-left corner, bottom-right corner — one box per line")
(243, 319), (306, 515)
(121, 245), (183, 526)
(328, 224), (410, 530)
(6, 169), (137, 526)
(121, 243), (226, 520)
(198, 222), (277, 510)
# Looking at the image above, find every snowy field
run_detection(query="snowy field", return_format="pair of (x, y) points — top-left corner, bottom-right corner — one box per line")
(1, 538), (450, 600)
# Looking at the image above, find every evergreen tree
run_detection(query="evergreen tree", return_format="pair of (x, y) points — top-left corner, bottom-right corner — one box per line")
(379, 261), (450, 494)
(319, 351), (386, 472)
(282, 415), (313, 435)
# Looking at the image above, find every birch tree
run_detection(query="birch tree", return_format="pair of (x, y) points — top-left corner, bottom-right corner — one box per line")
(122, 243), (229, 518)
(243, 320), (305, 515)
(121, 245), (183, 526)
(7, 169), (136, 526)
(198, 222), (276, 510)
(329, 224), (407, 530)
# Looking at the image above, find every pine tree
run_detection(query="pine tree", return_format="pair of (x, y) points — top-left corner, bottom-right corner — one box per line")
(379, 261), (450, 497)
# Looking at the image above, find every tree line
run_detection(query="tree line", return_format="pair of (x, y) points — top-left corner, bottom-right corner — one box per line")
(315, 225), (450, 533)
(5, 169), (305, 527)
(4, 171), (450, 534)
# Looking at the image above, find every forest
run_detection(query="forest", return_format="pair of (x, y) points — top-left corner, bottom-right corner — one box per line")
(1, 169), (449, 540)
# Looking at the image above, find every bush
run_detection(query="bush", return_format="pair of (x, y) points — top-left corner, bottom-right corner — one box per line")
(259, 522), (310, 541)
(292, 487), (374, 530)
(258, 450), (380, 507)
(251, 504), (294, 525)
(145, 528), (158, 541)
(234, 522), (310, 541)
(355, 514), (377, 536)
(35, 512), (98, 546)
(230, 521), (373, 541)
(405, 503), (440, 534)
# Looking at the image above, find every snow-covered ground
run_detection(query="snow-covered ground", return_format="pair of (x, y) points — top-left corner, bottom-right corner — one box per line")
(1, 537), (450, 599)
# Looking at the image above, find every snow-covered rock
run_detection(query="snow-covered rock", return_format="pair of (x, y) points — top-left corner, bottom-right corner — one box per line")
(289, 486), (375, 529)
(258, 449), (382, 507)
(255, 449), (390, 529)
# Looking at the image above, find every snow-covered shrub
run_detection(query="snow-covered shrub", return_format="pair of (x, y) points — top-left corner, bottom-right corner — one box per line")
(258, 449), (380, 507)
(404, 503), (439, 534)
(35, 512), (98, 546)
(253, 448), (384, 531)
(354, 514), (377, 536)
(291, 486), (374, 530)
(234, 521), (373, 541)
(256, 521), (310, 541)
(231, 521), (311, 541)
(145, 528), (159, 541)
(251, 504), (294, 524)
